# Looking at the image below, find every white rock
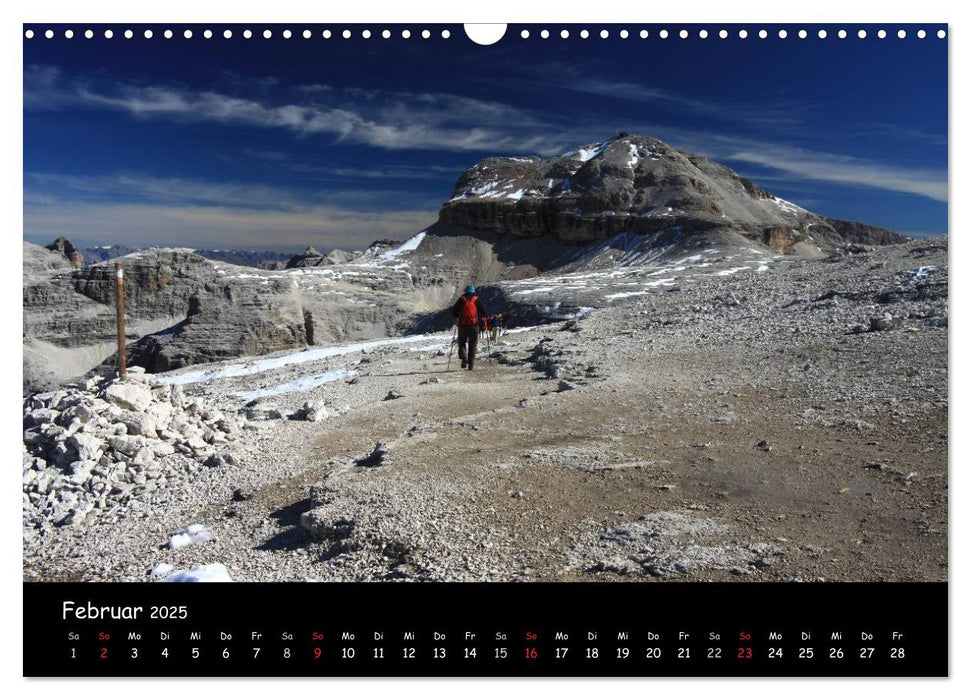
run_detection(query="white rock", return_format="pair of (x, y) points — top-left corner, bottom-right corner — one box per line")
(119, 412), (159, 438)
(301, 401), (330, 422)
(131, 448), (157, 468)
(62, 403), (96, 425)
(169, 418), (193, 435)
(185, 436), (208, 452)
(63, 417), (84, 437)
(108, 435), (145, 457)
(26, 407), (57, 427)
(104, 382), (154, 412)
(146, 402), (174, 426)
(69, 459), (97, 477)
(152, 443), (176, 457)
(168, 385), (186, 406)
(62, 503), (93, 526)
(69, 433), (104, 462)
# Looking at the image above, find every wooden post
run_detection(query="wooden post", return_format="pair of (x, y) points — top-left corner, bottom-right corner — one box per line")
(114, 262), (127, 380)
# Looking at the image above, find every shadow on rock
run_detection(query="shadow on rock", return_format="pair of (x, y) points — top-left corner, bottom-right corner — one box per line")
(254, 498), (313, 552)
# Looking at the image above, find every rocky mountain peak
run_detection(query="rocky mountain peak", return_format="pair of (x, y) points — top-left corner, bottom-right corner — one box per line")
(285, 246), (327, 269)
(284, 245), (364, 269)
(438, 133), (906, 254)
(45, 236), (84, 268)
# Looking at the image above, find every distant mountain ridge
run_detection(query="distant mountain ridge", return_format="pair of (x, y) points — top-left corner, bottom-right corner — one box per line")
(81, 244), (138, 263)
(81, 245), (293, 270)
(192, 249), (294, 269)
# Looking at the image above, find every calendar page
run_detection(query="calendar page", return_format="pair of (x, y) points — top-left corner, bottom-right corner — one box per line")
(21, 16), (948, 678)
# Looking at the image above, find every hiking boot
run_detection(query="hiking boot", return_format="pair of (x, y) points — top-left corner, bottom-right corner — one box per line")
(461, 360), (467, 369)
(467, 362), (474, 371)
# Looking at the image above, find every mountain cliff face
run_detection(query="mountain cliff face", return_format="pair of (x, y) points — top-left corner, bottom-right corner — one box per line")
(22, 242), (458, 389)
(438, 133), (906, 254)
(24, 249), (205, 350)
(822, 218), (909, 246)
(24, 241), (74, 283)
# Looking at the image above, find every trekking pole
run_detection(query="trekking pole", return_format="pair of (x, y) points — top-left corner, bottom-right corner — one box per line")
(446, 326), (457, 371)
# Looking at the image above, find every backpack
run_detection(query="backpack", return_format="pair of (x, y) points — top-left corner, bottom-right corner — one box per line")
(458, 295), (478, 325)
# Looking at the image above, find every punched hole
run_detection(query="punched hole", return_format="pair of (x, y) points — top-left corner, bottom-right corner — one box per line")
(464, 24), (507, 45)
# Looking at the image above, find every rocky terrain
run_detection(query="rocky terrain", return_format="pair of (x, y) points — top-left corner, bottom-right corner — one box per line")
(22, 240), (437, 391)
(23, 236), (947, 583)
(23, 134), (908, 394)
(23, 133), (943, 583)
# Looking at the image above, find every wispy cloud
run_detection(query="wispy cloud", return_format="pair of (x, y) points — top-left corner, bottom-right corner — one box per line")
(234, 148), (462, 181)
(318, 164), (461, 180)
(24, 65), (571, 155)
(24, 172), (443, 211)
(721, 143), (948, 203)
(845, 122), (948, 148)
(484, 60), (813, 132)
(26, 172), (306, 211)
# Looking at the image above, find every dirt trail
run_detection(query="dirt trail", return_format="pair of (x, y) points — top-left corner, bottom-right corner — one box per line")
(237, 343), (945, 583)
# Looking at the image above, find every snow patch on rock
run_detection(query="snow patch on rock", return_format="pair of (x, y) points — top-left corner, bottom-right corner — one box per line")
(161, 563), (232, 582)
(168, 523), (217, 549)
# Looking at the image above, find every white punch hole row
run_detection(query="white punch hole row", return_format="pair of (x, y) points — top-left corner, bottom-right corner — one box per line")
(24, 25), (947, 43)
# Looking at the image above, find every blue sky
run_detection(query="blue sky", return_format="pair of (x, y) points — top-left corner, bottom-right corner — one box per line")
(23, 25), (948, 251)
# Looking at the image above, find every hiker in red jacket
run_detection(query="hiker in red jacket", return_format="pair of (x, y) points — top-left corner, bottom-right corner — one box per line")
(451, 284), (489, 370)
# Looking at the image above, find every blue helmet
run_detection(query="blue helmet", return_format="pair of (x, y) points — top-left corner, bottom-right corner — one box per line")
(465, 284), (476, 294)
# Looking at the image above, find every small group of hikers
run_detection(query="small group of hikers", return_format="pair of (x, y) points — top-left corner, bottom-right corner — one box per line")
(450, 284), (507, 371)
(481, 313), (505, 341)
